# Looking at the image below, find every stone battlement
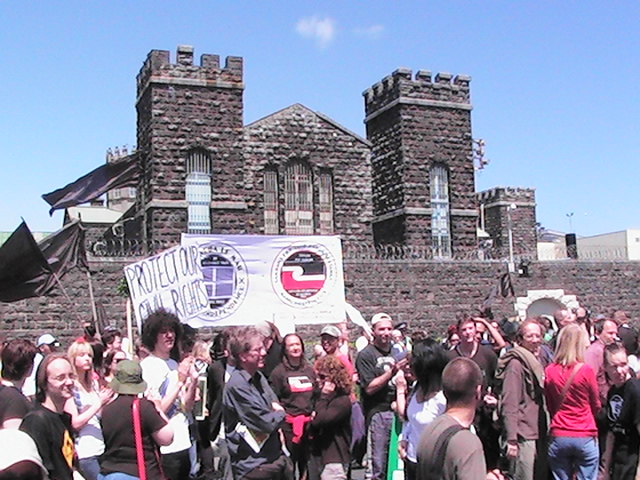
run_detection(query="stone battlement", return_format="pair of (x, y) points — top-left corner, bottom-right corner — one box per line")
(105, 145), (135, 163)
(136, 45), (243, 97)
(363, 68), (471, 117)
(477, 186), (536, 205)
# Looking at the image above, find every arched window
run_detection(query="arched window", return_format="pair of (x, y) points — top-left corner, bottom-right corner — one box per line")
(186, 150), (211, 234)
(430, 164), (452, 258)
(263, 169), (279, 235)
(284, 162), (313, 235)
(318, 171), (334, 234)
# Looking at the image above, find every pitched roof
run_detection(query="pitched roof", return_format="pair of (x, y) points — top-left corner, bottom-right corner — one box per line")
(245, 103), (371, 147)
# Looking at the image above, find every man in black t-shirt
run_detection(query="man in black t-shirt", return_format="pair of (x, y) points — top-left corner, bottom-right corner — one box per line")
(356, 313), (408, 480)
(447, 316), (499, 469)
(603, 343), (640, 480)
(20, 353), (77, 480)
(447, 317), (498, 390)
(0, 338), (37, 429)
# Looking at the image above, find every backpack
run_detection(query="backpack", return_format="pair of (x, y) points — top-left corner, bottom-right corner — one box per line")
(424, 423), (465, 479)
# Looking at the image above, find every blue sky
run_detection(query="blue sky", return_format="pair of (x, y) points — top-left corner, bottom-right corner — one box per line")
(1, 1), (638, 236)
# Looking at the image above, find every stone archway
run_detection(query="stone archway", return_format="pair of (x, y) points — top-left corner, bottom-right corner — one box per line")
(527, 298), (565, 319)
(514, 289), (579, 322)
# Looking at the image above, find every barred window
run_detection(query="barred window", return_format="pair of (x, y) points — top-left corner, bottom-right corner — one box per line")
(186, 150), (211, 234)
(284, 162), (313, 235)
(264, 169), (279, 235)
(318, 171), (334, 235)
(430, 164), (452, 258)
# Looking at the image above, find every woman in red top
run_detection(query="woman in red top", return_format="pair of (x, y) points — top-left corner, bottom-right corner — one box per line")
(545, 323), (600, 480)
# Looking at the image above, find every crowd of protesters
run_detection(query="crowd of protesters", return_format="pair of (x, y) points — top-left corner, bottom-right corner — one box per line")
(0, 306), (639, 480)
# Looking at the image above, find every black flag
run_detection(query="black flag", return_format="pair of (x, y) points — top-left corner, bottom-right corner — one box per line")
(0, 222), (52, 302)
(42, 153), (140, 214)
(499, 271), (515, 298)
(38, 219), (89, 295)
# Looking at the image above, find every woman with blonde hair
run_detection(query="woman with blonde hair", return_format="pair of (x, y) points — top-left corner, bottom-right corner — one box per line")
(65, 338), (114, 480)
(544, 323), (600, 480)
(309, 355), (353, 480)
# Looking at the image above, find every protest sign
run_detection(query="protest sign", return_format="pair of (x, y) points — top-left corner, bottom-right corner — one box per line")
(181, 235), (345, 328)
(124, 244), (209, 324)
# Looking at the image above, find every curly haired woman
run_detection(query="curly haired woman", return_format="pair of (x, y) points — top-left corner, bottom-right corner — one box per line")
(308, 355), (353, 480)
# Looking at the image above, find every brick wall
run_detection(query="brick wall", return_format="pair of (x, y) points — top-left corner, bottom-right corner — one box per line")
(0, 259), (129, 344)
(2, 257), (639, 346)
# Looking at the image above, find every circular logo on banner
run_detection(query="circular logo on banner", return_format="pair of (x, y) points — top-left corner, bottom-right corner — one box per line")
(198, 242), (248, 320)
(272, 243), (338, 308)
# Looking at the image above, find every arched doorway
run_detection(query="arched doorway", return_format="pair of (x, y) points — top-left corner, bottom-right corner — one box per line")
(514, 289), (579, 322)
(526, 298), (564, 319)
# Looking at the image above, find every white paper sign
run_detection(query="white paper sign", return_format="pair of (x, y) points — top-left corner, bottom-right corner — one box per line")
(124, 244), (209, 324)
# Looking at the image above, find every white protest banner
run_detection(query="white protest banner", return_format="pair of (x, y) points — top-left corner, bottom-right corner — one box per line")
(124, 244), (209, 325)
(181, 235), (346, 328)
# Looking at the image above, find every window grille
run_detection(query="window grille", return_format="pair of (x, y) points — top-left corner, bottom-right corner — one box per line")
(186, 150), (212, 234)
(430, 164), (452, 258)
(264, 170), (279, 234)
(318, 172), (334, 235)
(284, 162), (313, 235)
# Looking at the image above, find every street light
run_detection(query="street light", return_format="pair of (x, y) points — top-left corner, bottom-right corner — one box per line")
(566, 212), (574, 233)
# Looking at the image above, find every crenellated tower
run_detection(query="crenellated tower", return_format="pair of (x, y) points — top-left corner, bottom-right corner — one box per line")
(477, 186), (537, 258)
(136, 45), (247, 247)
(363, 68), (477, 256)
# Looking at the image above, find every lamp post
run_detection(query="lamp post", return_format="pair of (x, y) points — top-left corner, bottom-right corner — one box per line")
(566, 212), (574, 232)
(507, 203), (517, 272)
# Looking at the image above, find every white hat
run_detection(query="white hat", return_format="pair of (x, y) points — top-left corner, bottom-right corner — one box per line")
(320, 325), (341, 338)
(36, 333), (58, 347)
(371, 312), (392, 326)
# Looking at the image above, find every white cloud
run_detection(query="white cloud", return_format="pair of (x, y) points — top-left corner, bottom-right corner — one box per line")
(353, 25), (385, 40)
(295, 16), (337, 49)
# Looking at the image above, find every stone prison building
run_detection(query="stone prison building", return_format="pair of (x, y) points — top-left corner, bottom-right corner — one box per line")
(1, 45), (639, 342)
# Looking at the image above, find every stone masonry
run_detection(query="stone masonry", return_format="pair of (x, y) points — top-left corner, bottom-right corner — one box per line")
(2, 258), (640, 347)
(363, 68), (477, 251)
(478, 187), (537, 257)
(243, 104), (373, 246)
(136, 46), (246, 245)
(4, 46), (636, 347)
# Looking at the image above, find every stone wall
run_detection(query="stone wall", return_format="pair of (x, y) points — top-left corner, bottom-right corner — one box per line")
(243, 104), (373, 245)
(0, 259), (129, 344)
(344, 259), (640, 334)
(2, 257), (639, 346)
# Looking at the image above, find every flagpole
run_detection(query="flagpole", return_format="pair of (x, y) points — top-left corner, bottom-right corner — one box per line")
(51, 270), (84, 325)
(126, 298), (134, 355)
(86, 270), (98, 324)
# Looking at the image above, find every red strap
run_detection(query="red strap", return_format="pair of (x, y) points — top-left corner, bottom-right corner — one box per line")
(132, 396), (147, 480)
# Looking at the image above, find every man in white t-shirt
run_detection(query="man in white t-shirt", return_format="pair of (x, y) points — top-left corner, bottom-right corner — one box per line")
(140, 309), (198, 480)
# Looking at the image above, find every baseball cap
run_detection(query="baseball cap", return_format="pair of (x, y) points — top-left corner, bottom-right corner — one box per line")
(371, 312), (392, 326)
(109, 360), (148, 395)
(36, 334), (59, 347)
(320, 325), (341, 338)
